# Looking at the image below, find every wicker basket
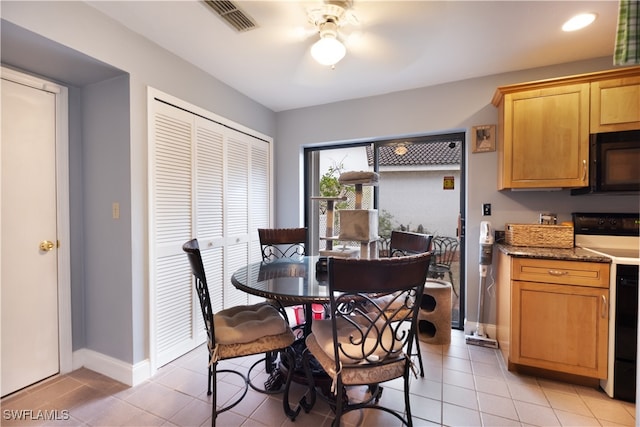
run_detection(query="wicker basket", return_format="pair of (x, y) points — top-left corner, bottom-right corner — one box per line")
(505, 223), (574, 248)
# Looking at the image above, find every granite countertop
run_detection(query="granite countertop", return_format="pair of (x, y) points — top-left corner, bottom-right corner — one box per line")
(495, 242), (611, 263)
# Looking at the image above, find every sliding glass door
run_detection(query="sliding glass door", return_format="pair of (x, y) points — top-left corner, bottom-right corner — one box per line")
(304, 133), (465, 328)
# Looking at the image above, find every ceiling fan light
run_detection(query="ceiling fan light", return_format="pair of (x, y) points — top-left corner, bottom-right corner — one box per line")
(311, 36), (346, 66)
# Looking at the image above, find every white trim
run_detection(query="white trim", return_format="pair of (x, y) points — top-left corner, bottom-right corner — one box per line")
(148, 87), (272, 143)
(0, 67), (73, 376)
(147, 87), (158, 375)
(73, 349), (150, 387)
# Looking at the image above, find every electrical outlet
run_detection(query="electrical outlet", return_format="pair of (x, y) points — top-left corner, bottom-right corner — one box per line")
(482, 203), (491, 216)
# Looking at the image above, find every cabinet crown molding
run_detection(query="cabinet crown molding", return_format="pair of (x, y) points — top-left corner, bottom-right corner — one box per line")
(492, 66), (640, 107)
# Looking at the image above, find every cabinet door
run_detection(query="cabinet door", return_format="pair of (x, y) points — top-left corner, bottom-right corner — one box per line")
(591, 76), (640, 132)
(500, 83), (589, 189)
(511, 280), (608, 378)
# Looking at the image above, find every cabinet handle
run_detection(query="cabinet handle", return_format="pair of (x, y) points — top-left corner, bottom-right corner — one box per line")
(582, 159), (587, 181)
(547, 270), (568, 276)
(601, 295), (608, 318)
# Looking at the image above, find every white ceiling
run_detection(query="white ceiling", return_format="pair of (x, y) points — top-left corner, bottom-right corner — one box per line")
(86, 1), (619, 112)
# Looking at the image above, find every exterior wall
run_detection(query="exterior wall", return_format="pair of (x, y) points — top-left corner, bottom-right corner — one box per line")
(317, 145), (461, 238)
(379, 170), (460, 238)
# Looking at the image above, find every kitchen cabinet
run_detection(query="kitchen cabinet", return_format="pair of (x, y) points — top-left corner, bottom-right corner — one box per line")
(492, 66), (640, 190)
(495, 83), (589, 189)
(497, 253), (610, 379)
(591, 75), (640, 133)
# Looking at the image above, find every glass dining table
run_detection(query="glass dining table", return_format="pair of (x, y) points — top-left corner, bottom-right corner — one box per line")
(231, 255), (330, 336)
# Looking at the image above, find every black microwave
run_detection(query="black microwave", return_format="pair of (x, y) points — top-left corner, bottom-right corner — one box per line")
(571, 130), (640, 195)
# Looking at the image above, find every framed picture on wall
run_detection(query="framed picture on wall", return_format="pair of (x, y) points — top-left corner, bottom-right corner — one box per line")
(472, 125), (496, 153)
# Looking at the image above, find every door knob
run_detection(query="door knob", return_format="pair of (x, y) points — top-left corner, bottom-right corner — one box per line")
(39, 240), (55, 251)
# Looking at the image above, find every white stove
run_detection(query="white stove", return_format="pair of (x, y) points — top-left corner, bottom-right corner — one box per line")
(577, 236), (640, 265)
(573, 213), (639, 402)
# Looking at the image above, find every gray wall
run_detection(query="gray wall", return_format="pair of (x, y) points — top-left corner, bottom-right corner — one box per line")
(274, 57), (640, 329)
(2, 1), (275, 365)
(82, 75), (133, 361)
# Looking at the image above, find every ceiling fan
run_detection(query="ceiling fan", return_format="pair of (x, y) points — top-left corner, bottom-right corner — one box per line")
(306, 0), (359, 67)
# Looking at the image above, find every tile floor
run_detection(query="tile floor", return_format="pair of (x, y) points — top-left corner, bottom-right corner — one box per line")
(1, 329), (635, 426)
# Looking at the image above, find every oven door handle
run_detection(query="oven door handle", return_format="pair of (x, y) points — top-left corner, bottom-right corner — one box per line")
(601, 294), (608, 319)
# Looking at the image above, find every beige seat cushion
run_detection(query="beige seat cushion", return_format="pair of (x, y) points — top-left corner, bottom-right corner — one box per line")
(306, 333), (406, 386)
(311, 316), (404, 364)
(215, 303), (288, 344)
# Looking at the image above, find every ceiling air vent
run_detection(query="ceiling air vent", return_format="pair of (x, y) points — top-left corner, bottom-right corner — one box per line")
(204, 0), (257, 32)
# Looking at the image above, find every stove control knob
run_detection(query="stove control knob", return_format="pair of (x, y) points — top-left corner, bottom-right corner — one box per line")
(598, 218), (605, 225)
(610, 219), (617, 226)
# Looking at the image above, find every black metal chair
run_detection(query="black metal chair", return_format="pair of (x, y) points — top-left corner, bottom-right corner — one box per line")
(388, 230), (433, 377)
(258, 227), (307, 261)
(298, 253), (432, 427)
(182, 239), (295, 427)
(258, 227), (309, 370)
(389, 230), (433, 258)
(427, 235), (460, 297)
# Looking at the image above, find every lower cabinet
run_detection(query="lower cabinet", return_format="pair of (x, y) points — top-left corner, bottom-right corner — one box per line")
(497, 254), (610, 379)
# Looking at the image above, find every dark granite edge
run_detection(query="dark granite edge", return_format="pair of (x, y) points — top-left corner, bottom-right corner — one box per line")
(495, 242), (611, 263)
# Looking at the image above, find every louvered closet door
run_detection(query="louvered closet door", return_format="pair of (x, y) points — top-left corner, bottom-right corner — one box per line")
(151, 102), (196, 366)
(194, 117), (225, 339)
(249, 139), (270, 283)
(151, 96), (272, 367)
(223, 132), (271, 306)
(225, 133), (251, 308)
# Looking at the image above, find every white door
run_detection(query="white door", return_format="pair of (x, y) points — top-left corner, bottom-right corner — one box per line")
(1, 77), (60, 396)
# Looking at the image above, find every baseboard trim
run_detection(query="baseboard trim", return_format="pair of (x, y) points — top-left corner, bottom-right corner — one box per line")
(72, 348), (151, 387)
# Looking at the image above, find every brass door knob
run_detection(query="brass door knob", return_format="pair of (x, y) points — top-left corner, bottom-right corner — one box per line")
(39, 240), (55, 251)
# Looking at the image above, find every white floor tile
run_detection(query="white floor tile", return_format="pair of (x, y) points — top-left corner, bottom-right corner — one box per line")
(513, 400), (561, 426)
(2, 336), (635, 427)
(442, 402), (482, 426)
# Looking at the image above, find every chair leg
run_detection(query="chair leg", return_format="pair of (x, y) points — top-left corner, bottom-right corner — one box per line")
(282, 347), (302, 420)
(448, 270), (458, 297)
(332, 377), (346, 427)
(207, 363), (213, 395)
(211, 362), (217, 427)
(265, 350), (276, 373)
(414, 335), (425, 377)
(298, 348), (317, 414)
(404, 368), (413, 427)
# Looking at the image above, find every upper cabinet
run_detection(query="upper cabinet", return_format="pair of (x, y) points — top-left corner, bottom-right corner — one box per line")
(591, 75), (640, 133)
(492, 67), (640, 190)
(497, 83), (589, 189)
